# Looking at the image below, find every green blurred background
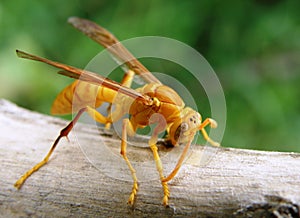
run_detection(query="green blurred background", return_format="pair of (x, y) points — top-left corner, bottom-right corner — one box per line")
(1, 0), (299, 152)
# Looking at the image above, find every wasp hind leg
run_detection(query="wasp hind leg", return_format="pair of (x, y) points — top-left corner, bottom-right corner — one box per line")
(105, 70), (135, 130)
(14, 106), (109, 189)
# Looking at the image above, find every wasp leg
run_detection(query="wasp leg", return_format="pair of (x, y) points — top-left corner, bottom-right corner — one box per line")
(149, 143), (170, 207)
(85, 106), (109, 124)
(163, 118), (220, 183)
(120, 70), (135, 88)
(104, 104), (112, 129)
(14, 106), (109, 189)
(148, 114), (170, 206)
(199, 118), (220, 147)
(105, 70), (135, 129)
(162, 138), (193, 183)
(121, 118), (138, 205)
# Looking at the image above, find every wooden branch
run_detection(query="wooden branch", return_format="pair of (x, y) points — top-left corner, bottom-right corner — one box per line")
(1, 99), (299, 217)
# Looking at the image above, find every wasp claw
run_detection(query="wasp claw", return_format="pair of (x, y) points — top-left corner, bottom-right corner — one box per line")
(128, 193), (135, 205)
(163, 196), (169, 207)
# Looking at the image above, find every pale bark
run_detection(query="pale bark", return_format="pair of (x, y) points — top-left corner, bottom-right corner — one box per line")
(0, 99), (299, 217)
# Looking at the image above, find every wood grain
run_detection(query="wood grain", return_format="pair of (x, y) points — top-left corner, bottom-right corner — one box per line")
(0, 99), (299, 217)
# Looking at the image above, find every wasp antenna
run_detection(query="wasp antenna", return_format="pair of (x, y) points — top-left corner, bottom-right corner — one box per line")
(209, 118), (218, 129)
(198, 118), (218, 130)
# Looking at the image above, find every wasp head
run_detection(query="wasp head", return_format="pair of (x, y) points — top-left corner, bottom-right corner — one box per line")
(167, 107), (202, 146)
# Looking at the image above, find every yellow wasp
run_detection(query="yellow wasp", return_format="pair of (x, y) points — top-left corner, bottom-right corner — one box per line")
(14, 17), (220, 206)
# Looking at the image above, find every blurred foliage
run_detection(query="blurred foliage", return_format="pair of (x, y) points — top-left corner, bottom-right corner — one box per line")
(0, 0), (299, 152)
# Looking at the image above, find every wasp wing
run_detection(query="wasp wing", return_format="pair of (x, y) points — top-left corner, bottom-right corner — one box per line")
(68, 17), (161, 85)
(16, 50), (152, 105)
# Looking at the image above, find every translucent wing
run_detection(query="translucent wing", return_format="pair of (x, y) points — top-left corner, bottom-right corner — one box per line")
(68, 17), (161, 85)
(16, 50), (152, 105)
